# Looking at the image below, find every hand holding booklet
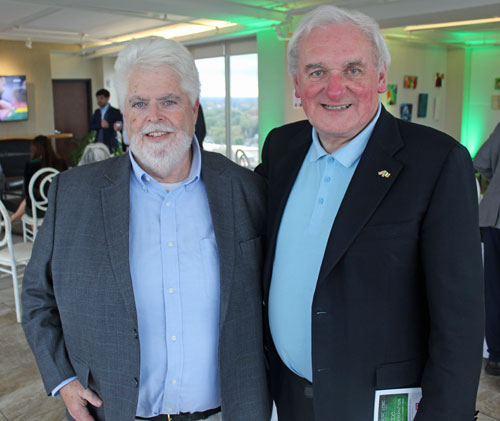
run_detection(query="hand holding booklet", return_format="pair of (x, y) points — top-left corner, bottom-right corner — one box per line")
(374, 387), (422, 421)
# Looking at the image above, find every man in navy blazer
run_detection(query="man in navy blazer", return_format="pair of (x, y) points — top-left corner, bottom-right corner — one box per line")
(89, 88), (123, 152)
(257, 5), (484, 421)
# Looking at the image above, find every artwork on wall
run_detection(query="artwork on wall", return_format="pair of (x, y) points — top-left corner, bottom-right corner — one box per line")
(417, 94), (428, 118)
(492, 95), (500, 110)
(403, 75), (417, 89)
(400, 103), (413, 121)
(435, 73), (445, 88)
(495, 78), (500, 90)
(387, 84), (397, 105)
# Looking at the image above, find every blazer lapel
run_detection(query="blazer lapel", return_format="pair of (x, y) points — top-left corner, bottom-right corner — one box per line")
(100, 155), (137, 326)
(317, 107), (404, 283)
(201, 153), (235, 328)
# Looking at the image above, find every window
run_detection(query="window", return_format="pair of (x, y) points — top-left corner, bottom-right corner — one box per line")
(194, 39), (258, 168)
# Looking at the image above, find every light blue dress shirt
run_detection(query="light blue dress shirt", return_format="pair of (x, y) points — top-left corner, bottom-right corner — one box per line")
(129, 139), (221, 417)
(269, 104), (382, 382)
(96, 103), (110, 142)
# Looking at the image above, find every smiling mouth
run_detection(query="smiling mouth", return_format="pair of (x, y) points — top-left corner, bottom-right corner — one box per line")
(322, 104), (352, 110)
(146, 131), (170, 138)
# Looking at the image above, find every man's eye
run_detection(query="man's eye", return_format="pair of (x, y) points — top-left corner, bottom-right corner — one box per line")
(132, 102), (145, 108)
(310, 70), (324, 78)
(348, 68), (360, 75)
(163, 100), (175, 106)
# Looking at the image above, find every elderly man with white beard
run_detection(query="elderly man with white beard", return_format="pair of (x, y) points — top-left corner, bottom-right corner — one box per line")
(22, 37), (271, 421)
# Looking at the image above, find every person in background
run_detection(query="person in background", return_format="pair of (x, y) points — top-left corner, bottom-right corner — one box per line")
(195, 103), (206, 149)
(474, 121), (500, 376)
(22, 36), (271, 421)
(4, 88), (28, 121)
(89, 88), (123, 153)
(257, 5), (484, 420)
(10, 135), (67, 222)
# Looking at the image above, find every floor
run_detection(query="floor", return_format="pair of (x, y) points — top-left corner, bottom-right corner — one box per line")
(0, 232), (499, 420)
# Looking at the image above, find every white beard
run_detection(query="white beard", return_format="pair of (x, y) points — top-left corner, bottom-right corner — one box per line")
(129, 123), (192, 180)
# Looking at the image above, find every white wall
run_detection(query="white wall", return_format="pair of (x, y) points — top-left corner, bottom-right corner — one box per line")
(463, 46), (500, 156)
(382, 39), (448, 132)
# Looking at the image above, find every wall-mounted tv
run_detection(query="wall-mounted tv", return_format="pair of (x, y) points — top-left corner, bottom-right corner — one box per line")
(0, 75), (28, 122)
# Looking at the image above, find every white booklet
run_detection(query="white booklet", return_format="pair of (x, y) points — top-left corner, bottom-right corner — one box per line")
(373, 387), (422, 421)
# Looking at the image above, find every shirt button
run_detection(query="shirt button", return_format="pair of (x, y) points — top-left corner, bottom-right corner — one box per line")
(324, 176), (331, 183)
(172, 379), (177, 385)
(318, 197), (324, 205)
(168, 241), (174, 247)
(168, 288), (174, 294)
(171, 335), (176, 341)
(168, 408), (173, 412)
(145, 177), (151, 181)
(166, 201), (171, 207)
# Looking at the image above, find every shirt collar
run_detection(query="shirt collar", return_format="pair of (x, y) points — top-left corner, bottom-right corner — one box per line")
(100, 103), (110, 113)
(310, 102), (382, 167)
(129, 134), (202, 191)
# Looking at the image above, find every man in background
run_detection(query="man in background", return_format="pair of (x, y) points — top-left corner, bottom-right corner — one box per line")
(89, 88), (123, 152)
(474, 121), (500, 377)
(257, 5), (484, 421)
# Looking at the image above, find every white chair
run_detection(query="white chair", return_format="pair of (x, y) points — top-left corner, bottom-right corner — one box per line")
(0, 199), (33, 323)
(21, 167), (59, 242)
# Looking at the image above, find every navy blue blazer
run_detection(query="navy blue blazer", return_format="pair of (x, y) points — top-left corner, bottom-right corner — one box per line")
(257, 106), (484, 421)
(89, 105), (123, 152)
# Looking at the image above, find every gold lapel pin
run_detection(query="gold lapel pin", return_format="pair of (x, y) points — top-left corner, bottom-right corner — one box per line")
(377, 170), (391, 178)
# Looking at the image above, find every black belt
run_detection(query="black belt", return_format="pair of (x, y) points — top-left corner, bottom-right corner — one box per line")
(136, 407), (221, 421)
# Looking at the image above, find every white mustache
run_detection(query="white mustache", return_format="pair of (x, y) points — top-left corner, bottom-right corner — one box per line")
(139, 124), (177, 136)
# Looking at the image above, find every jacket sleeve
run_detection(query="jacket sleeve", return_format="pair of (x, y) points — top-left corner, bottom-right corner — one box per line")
(416, 143), (484, 421)
(473, 122), (500, 180)
(89, 110), (100, 131)
(21, 175), (76, 395)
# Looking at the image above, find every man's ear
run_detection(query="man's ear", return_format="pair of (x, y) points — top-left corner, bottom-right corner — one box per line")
(294, 76), (302, 98)
(193, 99), (200, 123)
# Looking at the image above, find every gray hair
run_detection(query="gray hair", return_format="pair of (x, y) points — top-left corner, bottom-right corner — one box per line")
(287, 5), (391, 77)
(114, 36), (200, 111)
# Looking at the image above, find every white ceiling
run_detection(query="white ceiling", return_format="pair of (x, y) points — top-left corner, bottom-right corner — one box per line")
(0, 0), (499, 55)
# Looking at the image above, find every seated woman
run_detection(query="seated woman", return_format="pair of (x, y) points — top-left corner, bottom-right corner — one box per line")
(10, 135), (67, 222)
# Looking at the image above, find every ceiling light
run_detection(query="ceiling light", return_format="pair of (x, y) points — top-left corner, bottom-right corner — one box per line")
(109, 19), (237, 43)
(405, 16), (500, 31)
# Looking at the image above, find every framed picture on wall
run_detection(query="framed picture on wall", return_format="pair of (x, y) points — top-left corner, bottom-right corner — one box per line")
(400, 103), (413, 121)
(387, 84), (397, 105)
(492, 95), (500, 110)
(403, 75), (417, 89)
(495, 78), (500, 90)
(417, 94), (428, 118)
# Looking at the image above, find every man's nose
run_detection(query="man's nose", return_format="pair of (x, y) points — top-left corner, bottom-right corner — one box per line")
(325, 73), (346, 99)
(147, 103), (164, 121)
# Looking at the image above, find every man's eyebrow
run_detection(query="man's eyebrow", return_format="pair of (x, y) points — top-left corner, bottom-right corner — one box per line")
(128, 95), (147, 104)
(304, 63), (325, 70)
(157, 94), (182, 102)
(345, 59), (366, 67)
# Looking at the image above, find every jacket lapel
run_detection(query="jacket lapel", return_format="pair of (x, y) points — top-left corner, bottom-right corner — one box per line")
(317, 107), (404, 283)
(201, 152), (235, 328)
(100, 154), (137, 326)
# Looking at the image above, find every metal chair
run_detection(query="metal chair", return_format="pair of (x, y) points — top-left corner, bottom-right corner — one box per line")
(0, 199), (33, 323)
(21, 167), (59, 242)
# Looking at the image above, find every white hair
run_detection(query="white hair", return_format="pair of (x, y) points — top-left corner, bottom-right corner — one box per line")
(287, 5), (391, 77)
(114, 36), (200, 111)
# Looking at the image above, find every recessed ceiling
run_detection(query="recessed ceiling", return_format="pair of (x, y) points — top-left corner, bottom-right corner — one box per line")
(0, 0), (499, 55)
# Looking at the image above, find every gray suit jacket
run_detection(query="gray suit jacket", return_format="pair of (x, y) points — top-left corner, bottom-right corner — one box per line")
(22, 152), (271, 421)
(474, 121), (500, 227)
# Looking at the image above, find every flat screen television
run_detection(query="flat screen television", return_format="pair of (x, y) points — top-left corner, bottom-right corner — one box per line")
(0, 75), (28, 122)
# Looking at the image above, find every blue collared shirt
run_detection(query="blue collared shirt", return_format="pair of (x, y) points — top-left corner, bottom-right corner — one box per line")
(100, 103), (110, 119)
(129, 139), (221, 416)
(269, 104), (382, 382)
